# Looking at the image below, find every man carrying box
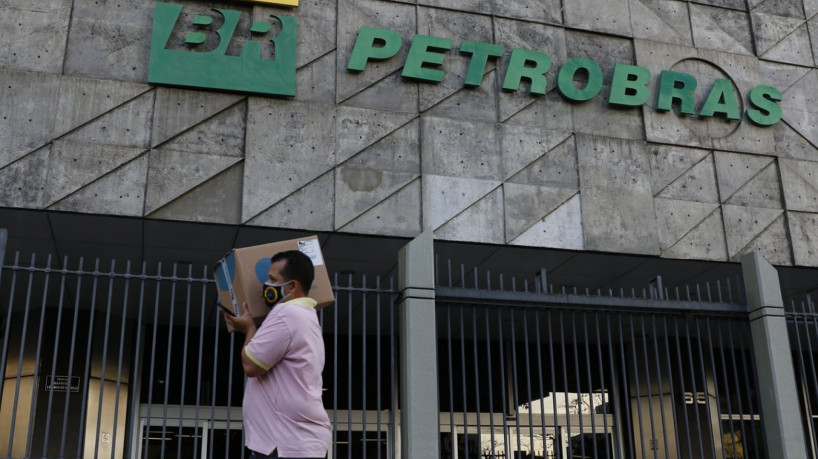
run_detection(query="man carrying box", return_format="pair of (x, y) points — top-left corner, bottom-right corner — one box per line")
(221, 250), (331, 459)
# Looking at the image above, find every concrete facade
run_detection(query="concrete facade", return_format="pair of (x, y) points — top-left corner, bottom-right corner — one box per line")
(2, 0), (818, 266)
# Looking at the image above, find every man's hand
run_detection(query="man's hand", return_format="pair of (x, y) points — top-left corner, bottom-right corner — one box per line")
(222, 302), (256, 335)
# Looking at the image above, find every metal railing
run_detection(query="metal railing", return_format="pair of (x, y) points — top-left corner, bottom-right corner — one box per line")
(787, 295), (818, 458)
(0, 253), (400, 459)
(435, 260), (763, 459)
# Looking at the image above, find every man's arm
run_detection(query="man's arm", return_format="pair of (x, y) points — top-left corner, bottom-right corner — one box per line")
(222, 303), (267, 378)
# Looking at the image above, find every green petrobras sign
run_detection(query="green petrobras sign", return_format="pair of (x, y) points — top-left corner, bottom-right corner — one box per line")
(148, 2), (297, 96)
(347, 27), (782, 126)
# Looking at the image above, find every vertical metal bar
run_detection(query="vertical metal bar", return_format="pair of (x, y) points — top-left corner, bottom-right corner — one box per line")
(693, 318), (719, 458)
(77, 259), (100, 459)
(160, 264), (179, 459)
(460, 305), (469, 459)
(376, 277), (382, 459)
(94, 260), (118, 459)
(331, 275), (338, 459)
(797, 303), (818, 455)
(144, 262), (163, 459)
(704, 318), (728, 459)
(208, 293), (222, 459)
(593, 312), (612, 459)
(510, 309), (522, 458)
(672, 318), (694, 458)
(362, 276), (368, 459)
(176, 264), (193, 459)
(347, 275), (353, 459)
(659, 315), (681, 459)
(735, 325), (762, 456)
(645, 314), (669, 459)
(609, 313), (632, 459)
(485, 306), (496, 459)
(581, 311), (598, 458)
(472, 307), (482, 458)
(534, 310), (547, 459)
(498, 308), (510, 458)
(193, 265), (208, 459)
(7, 253), (37, 457)
(58, 257), (86, 457)
(725, 321), (749, 458)
(571, 313), (586, 459)
(683, 318), (707, 458)
(714, 318), (738, 457)
(25, 254), (54, 458)
(446, 305), (455, 455)
(390, 280), (397, 459)
(547, 311), (560, 454)
(110, 260), (133, 459)
(225, 330), (236, 459)
(559, 310), (573, 458)
(625, 313), (648, 459)
(522, 310), (534, 459)
(125, 261), (148, 458)
(0, 251), (20, 428)
(634, 314), (657, 459)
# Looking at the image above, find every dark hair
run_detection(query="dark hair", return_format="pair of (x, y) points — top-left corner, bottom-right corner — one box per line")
(270, 250), (314, 292)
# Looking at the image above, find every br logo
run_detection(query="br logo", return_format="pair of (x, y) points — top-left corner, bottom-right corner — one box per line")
(148, 2), (297, 97)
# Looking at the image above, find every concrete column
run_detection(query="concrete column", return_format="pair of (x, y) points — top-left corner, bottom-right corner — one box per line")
(398, 230), (439, 459)
(741, 252), (808, 459)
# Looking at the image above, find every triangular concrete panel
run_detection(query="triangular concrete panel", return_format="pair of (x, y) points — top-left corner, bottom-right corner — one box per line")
(50, 154), (149, 217)
(751, 11), (805, 55)
(779, 158), (818, 211)
(145, 149), (242, 214)
(296, 16), (336, 69)
(722, 204), (784, 258)
(504, 183), (577, 241)
(657, 154), (718, 203)
(714, 151), (774, 202)
(789, 211), (818, 266)
(759, 21), (814, 66)
(336, 106), (417, 163)
(629, 0), (692, 45)
(731, 214), (792, 264)
(249, 171), (334, 231)
(0, 70), (61, 168)
(45, 140), (146, 205)
(159, 102), (247, 157)
(62, 91), (155, 149)
(724, 162), (783, 209)
(424, 70), (498, 123)
(55, 76), (150, 138)
(151, 88), (244, 147)
(690, 4), (754, 55)
(149, 164), (244, 225)
(662, 209), (728, 261)
(753, 0), (804, 18)
(423, 175), (501, 230)
(760, 61), (812, 94)
(502, 126), (574, 182)
(510, 193), (584, 249)
(0, 145), (50, 208)
(434, 187), (504, 244)
(655, 198), (721, 251)
(501, 91), (574, 132)
(341, 70), (419, 114)
(780, 69), (818, 147)
(649, 146), (711, 196)
(774, 120), (818, 160)
(335, 169), (419, 227)
(340, 178), (422, 237)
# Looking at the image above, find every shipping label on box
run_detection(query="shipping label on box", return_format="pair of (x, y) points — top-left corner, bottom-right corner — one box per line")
(214, 235), (334, 331)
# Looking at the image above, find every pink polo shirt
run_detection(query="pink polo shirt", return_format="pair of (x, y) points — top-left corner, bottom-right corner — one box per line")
(243, 297), (331, 457)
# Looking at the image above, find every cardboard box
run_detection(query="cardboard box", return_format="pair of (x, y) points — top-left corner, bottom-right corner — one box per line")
(214, 236), (334, 331)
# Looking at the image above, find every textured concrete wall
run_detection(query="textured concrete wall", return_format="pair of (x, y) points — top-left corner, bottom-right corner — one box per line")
(2, 0), (818, 266)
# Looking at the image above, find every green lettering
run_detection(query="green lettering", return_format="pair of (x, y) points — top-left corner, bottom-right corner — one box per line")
(502, 49), (551, 95)
(347, 27), (403, 72)
(557, 57), (603, 101)
(699, 79), (740, 120)
(459, 40), (504, 87)
(745, 85), (782, 126)
(609, 63), (651, 107)
(401, 35), (452, 82)
(656, 70), (697, 115)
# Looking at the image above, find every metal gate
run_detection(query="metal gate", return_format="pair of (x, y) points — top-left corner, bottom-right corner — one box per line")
(0, 252), (400, 459)
(436, 260), (763, 459)
(788, 295), (818, 458)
